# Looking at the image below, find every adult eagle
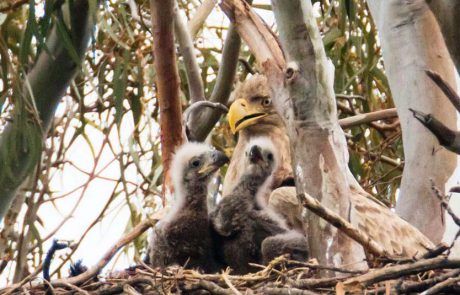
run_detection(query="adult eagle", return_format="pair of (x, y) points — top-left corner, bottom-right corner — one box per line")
(224, 74), (434, 258)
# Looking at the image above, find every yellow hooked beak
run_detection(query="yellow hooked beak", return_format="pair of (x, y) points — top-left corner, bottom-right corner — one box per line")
(227, 99), (269, 134)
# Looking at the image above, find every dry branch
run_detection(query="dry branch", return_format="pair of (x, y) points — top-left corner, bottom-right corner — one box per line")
(342, 256), (460, 289)
(1, 218), (157, 294)
(298, 193), (389, 259)
(339, 108), (398, 129)
(426, 70), (460, 113)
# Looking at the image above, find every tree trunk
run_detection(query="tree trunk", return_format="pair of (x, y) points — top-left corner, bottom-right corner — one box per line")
(367, 0), (457, 243)
(150, 0), (185, 198)
(427, 0), (460, 72)
(220, 0), (367, 273)
(0, 0), (96, 221)
(270, 0), (366, 272)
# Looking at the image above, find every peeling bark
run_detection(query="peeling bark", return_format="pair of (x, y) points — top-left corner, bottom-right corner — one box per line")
(150, 0), (185, 197)
(220, 0), (367, 272)
(367, 0), (457, 242)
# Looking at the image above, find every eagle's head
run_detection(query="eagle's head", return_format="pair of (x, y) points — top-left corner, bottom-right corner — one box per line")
(172, 142), (229, 194)
(243, 137), (278, 179)
(228, 74), (282, 134)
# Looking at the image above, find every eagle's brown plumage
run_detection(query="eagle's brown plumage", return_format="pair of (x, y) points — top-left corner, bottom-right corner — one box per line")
(225, 74), (435, 259)
(223, 74), (293, 198)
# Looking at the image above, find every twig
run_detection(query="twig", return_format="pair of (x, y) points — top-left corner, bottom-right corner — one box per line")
(298, 193), (391, 258)
(426, 70), (460, 113)
(128, 0), (152, 28)
(47, 218), (157, 287)
(286, 260), (365, 275)
(238, 58), (256, 75)
(339, 108), (398, 129)
(123, 284), (142, 295)
(431, 179), (460, 227)
(375, 269), (460, 294)
(342, 256), (460, 289)
(198, 280), (234, 295)
(59, 282), (91, 295)
(221, 271), (242, 295)
(291, 276), (352, 289)
(2, 262), (43, 295)
(263, 287), (320, 295)
(183, 101), (229, 140)
(424, 275), (460, 295)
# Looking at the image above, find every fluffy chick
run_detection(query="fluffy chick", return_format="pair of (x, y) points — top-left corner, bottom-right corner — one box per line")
(149, 142), (229, 272)
(212, 138), (303, 274)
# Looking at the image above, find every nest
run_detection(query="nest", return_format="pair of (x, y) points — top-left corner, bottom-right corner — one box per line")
(3, 252), (460, 295)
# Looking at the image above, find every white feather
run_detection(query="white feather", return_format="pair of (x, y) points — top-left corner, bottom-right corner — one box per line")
(162, 141), (215, 224)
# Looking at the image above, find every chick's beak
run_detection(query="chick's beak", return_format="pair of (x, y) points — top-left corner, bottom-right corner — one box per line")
(249, 145), (263, 163)
(227, 99), (269, 134)
(198, 151), (229, 176)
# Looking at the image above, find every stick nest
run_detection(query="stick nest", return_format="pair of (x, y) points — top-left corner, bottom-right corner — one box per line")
(4, 253), (460, 295)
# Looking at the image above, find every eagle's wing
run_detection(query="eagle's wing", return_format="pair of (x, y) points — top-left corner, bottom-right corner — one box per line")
(268, 186), (434, 258)
(350, 189), (434, 258)
(211, 197), (248, 237)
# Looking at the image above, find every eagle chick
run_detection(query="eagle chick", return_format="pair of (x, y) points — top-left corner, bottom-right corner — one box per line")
(149, 142), (229, 272)
(211, 137), (308, 274)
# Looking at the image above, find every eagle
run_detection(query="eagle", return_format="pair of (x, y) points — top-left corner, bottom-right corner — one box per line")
(211, 138), (308, 274)
(149, 142), (229, 272)
(224, 74), (435, 259)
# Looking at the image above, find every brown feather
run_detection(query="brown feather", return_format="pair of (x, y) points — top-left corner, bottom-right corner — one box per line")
(225, 74), (435, 259)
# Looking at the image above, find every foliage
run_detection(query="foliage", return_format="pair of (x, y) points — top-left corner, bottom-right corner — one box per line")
(0, 0), (400, 284)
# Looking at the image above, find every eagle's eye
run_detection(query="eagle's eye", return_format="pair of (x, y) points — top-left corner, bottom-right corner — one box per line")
(190, 158), (202, 168)
(267, 153), (274, 161)
(262, 98), (271, 107)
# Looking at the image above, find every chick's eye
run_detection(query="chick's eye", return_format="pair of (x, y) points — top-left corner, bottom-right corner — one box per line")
(262, 98), (271, 106)
(191, 159), (201, 168)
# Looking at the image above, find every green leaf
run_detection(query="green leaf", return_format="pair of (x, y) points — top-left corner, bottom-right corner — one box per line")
(55, 15), (81, 66)
(322, 27), (342, 48)
(19, 1), (36, 66)
(113, 50), (130, 128)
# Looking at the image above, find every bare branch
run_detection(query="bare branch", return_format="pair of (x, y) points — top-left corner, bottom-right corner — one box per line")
(426, 70), (460, 113)
(298, 193), (390, 259)
(188, 0), (217, 38)
(341, 256), (460, 290)
(53, 218), (155, 287)
(339, 108), (398, 129)
(174, 3), (205, 103)
(188, 24), (241, 141)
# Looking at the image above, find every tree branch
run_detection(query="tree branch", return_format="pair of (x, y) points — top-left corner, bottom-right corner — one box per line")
(298, 193), (390, 259)
(187, 23), (241, 141)
(188, 0), (216, 38)
(1, 218), (157, 293)
(150, 0), (185, 197)
(339, 108), (397, 129)
(0, 0), (96, 221)
(341, 256), (460, 290)
(174, 3), (205, 103)
(425, 70), (460, 113)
